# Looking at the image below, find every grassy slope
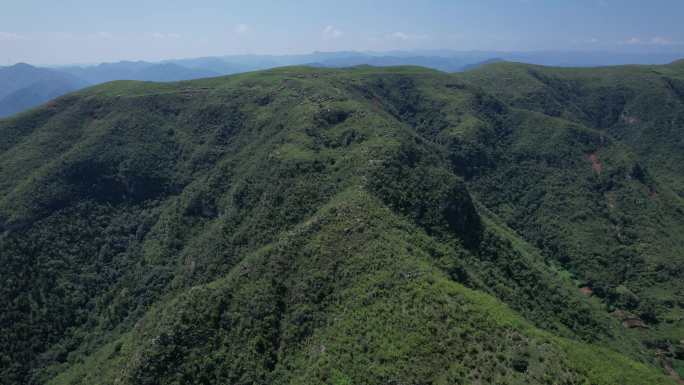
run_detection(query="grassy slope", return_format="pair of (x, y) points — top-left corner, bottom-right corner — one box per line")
(0, 65), (680, 384)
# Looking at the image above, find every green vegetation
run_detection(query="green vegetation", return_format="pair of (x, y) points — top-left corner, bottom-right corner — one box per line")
(1, 63), (683, 384)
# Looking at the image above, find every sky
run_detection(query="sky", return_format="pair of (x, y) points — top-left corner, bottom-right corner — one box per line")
(1, 0), (683, 65)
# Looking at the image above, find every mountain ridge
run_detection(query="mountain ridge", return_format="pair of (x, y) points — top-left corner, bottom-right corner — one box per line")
(2, 50), (683, 118)
(0, 63), (683, 384)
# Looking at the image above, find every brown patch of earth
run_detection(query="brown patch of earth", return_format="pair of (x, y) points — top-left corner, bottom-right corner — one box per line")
(579, 286), (593, 296)
(622, 318), (649, 329)
(588, 153), (603, 174)
(612, 309), (650, 329)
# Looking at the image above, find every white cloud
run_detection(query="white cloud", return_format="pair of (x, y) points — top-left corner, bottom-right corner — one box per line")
(234, 24), (249, 35)
(390, 31), (409, 40)
(650, 36), (677, 45)
(620, 36), (682, 46)
(622, 37), (642, 45)
(386, 31), (428, 41)
(0, 32), (28, 41)
(322, 25), (343, 39)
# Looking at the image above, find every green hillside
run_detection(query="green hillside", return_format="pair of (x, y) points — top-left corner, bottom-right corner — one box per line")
(0, 64), (682, 384)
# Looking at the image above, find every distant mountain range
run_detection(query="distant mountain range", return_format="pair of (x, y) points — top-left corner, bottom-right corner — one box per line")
(1, 50), (683, 118)
(0, 63), (88, 118)
(59, 62), (220, 84)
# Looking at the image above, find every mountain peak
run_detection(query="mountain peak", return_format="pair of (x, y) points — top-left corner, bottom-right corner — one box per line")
(8, 62), (35, 70)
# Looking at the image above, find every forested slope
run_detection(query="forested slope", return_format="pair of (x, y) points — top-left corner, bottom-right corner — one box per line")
(1, 64), (682, 384)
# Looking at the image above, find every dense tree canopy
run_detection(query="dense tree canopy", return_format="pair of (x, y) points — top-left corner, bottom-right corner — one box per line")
(1, 63), (683, 384)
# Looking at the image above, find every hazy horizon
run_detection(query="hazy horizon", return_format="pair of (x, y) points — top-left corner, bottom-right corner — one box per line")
(2, 49), (683, 69)
(2, 0), (684, 66)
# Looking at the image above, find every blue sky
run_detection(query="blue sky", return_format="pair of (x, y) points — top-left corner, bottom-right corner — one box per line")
(1, 0), (683, 65)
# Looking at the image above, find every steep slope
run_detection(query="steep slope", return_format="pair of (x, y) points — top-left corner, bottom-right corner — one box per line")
(0, 77), (87, 117)
(0, 63), (89, 118)
(0, 66), (681, 384)
(460, 60), (684, 195)
(44, 190), (672, 385)
(456, 61), (684, 370)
